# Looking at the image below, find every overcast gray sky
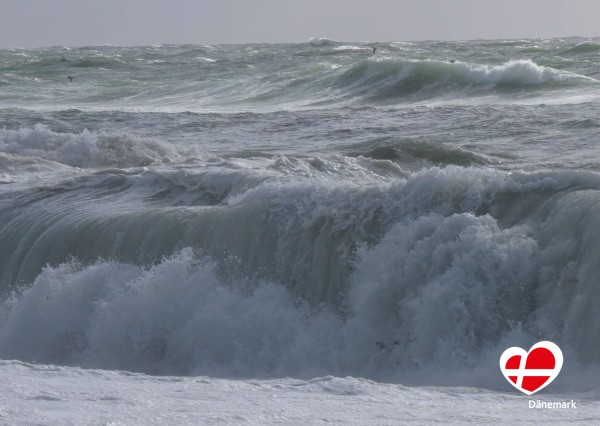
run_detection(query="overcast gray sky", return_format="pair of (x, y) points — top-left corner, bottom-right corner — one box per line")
(1, 0), (599, 48)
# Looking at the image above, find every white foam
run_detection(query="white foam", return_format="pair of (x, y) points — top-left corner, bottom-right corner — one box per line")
(309, 37), (338, 47)
(0, 124), (181, 168)
(0, 250), (342, 376)
(2, 167), (600, 390)
(1, 361), (598, 425)
(457, 59), (590, 85)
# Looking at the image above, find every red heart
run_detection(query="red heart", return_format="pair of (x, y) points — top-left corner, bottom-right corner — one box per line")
(499, 341), (563, 395)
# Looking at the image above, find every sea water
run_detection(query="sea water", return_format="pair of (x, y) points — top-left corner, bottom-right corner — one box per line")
(1, 38), (600, 424)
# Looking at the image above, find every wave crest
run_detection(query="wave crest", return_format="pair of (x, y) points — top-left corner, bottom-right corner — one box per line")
(0, 124), (180, 168)
(309, 37), (338, 47)
(2, 167), (600, 389)
(564, 41), (600, 54)
(332, 59), (595, 102)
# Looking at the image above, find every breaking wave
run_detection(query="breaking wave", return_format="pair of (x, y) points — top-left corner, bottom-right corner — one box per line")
(309, 37), (338, 47)
(2, 165), (600, 391)
(330, 59), (596, 102)
(3, 42), (599, 110)
(0, 124), (181, 168)
(345, 137), (491, 168)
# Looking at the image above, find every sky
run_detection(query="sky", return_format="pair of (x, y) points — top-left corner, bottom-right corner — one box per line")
(1, 0), (599, 48)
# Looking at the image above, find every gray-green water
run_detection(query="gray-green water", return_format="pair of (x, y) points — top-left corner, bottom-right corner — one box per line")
(1, 39), (600, 390)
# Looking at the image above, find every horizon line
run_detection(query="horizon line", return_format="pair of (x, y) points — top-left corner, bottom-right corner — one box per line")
(1, 35), (599, 50)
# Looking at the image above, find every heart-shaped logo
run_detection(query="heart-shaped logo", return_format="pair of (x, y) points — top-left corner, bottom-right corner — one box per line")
(499, 341), (563, 395)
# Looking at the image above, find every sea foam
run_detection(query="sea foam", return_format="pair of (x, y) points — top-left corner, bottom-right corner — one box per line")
(0, 124), (180, 168)
(2, 166), (600, 391)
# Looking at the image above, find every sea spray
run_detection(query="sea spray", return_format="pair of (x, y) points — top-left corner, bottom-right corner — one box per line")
(2, 166), (600, 390)
(2, 39), (600, 395)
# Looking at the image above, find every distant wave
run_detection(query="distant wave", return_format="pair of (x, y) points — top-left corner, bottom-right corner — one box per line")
(563, 41), (600, 54)
(330, 59), (596, 103)
(309, 37), (338, 47)
(0, 124), (180, 168)
(70, 56), (129, 69)
(345, 137), (491, 168)
(3, 44), (599, 111)
(235, 58), (598, 108)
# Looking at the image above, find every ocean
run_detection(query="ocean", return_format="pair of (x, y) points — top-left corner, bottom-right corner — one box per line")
(1, 38), (600, 424)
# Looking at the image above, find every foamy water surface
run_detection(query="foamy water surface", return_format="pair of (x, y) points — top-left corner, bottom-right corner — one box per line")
(1, 38), (600, 424)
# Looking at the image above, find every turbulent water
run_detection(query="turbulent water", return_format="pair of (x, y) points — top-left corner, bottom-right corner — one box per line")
(1, 38), (600, 393)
